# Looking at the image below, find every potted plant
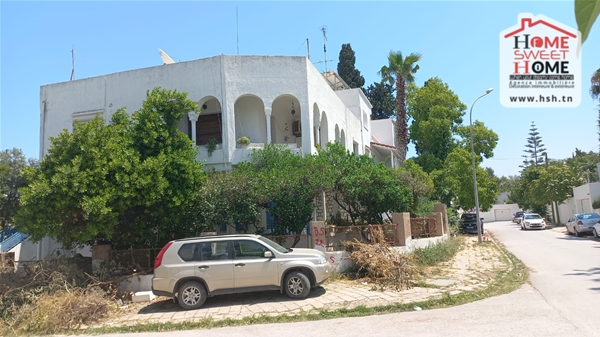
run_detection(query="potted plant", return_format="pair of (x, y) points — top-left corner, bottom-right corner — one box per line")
(207, 138), (218, 157)
(237, 136), (250, 147)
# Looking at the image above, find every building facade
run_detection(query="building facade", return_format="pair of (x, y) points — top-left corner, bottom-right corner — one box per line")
(40, 55), (386, 170)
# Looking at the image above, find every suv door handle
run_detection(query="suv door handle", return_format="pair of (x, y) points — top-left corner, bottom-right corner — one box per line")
(235, 263), (245, 267)
(198, 265), (209, 269)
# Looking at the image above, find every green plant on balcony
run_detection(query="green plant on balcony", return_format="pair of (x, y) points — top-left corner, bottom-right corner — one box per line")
(207, 138), (218, 157)
(237, 136), (250, 147)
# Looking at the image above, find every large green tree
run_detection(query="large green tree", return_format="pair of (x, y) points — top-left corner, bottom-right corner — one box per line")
(406, 77), (466, 173)
(364, 81), (396, 120)
(337, 43), (365, 89)
(16, 88), (206, 249)
(317, 142), (412, 225)
(379, 51), (422, 165)
(249, 144), (321, 246)
(442, 147), (498, 211)
(455, 121), (499, 160)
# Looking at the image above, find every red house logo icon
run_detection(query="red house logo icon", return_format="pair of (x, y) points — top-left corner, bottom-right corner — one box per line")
(499, 13), (581, 108)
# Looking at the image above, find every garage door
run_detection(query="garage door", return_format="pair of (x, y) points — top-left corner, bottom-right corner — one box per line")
(494, 209), (512, 221)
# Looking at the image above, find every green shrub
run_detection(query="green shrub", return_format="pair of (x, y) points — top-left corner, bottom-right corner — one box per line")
(412, 235), (462, 266)
(593, 196), (600, 209)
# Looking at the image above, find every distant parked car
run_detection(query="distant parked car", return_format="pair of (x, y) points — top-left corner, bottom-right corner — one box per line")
(460, 213), (484, 234)
(565, 213), (600, 237)
(593, 222), (600, 238)
(520, 213), (546, 230)
(513, 211), (525, 223)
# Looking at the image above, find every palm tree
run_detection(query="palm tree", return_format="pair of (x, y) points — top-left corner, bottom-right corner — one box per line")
(378, 51), (422, 166)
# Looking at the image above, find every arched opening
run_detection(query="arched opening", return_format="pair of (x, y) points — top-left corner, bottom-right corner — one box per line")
(234, 95), (267, 145)
(313, 103), (320, 148)
(272, 94), (301, 147)
(334, 124), (340, 143)
(340, 129), (346, 148)
(320, 112), (329, 149)
(185, 96), (223, 146)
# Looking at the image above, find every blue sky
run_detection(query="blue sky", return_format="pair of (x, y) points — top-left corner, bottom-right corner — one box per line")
(1, 1), (599, 178)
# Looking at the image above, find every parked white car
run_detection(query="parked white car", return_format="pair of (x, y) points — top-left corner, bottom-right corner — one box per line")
(520, 213), (546, 230)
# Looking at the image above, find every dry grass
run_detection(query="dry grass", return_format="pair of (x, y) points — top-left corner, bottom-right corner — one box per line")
(0, 259), (119, 336)
(342, 226), (420, 291)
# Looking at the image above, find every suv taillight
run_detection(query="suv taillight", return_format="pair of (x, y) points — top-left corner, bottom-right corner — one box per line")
(154, 241), (174, 269)
(577, 221), (583, 225)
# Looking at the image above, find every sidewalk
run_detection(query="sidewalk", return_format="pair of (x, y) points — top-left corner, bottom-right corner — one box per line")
(101, 236), (510, 327)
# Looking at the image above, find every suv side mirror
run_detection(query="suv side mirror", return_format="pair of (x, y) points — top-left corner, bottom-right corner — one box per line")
(264, 251), (273, 258)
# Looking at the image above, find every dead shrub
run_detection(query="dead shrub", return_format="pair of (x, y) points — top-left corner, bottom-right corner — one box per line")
(0, 258), (119, 336)
(342, 226), (420, 291)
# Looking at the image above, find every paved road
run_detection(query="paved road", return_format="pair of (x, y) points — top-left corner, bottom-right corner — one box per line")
(85, 221), (600, 337)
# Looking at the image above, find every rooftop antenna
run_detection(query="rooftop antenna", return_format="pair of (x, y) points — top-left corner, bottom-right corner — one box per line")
(307, 38), (310, 60)
(236, 6), (240, 55)
(321, 26), (328, 72)
(70, 48), (75, 81)
(158, 49), (175, 64)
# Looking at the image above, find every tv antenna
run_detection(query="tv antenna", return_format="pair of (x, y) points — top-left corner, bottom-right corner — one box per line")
(158, 49), (176, 64)
(70, 48), (75, 81)
(313, 26), (333, 72)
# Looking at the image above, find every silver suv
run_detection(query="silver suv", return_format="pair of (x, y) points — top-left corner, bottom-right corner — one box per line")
(152, 234), (333, 310)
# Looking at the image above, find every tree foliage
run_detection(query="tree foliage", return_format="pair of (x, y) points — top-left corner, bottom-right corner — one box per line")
(16, 88), (206, 249)
(531, 163), (583, 205)
(563, 148), (600, 182)
(455, 120), (499, 160)
(337, 43), (365, 89)
(379, 51), (422, 165)
(498, 175), (519, 193)
(521, 121), (547, 168)
(406, 78), (466, 171)
(246, 145), (322, 246)
(442, 147), (498, 211)
(574, 0), (600, 44)
(395, 159), (434, 215)
(365, 81), (396, 120)
(317, 142), (412, 225)
(0, 148), (37, 237)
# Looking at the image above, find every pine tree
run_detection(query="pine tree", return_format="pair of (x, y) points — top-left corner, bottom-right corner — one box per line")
(336, 43), (365, 89)
(521, 121), (547, 168)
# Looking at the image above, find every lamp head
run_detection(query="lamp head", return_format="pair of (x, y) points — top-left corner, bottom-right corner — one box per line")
(485, 88), (494, 94)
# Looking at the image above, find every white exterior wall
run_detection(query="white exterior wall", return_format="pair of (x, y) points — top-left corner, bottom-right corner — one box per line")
(9, 236), (91, 263)
(370, 119), (396, 146)
(558, 198), (576, 224)
(40, 55), (367, 166)
(305, 63), (364, 154)
(478, 204), (521, 222)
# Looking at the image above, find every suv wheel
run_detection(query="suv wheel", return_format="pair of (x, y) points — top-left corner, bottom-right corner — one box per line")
(177, 281), (207, 310)
(284, 271), (311, 299)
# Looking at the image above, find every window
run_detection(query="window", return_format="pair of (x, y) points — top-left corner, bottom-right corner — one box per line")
(525, 214), (542, 219)
(233, 240), (269, 259)
(578, 213), (600, 219)
(353, 141), (359, 155)
(178, 243), (200, 262)
(189, 113), (223, 145)
(199, 241), (230, 261)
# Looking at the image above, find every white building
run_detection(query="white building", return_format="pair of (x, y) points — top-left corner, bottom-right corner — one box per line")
(39, 55), (395, 170)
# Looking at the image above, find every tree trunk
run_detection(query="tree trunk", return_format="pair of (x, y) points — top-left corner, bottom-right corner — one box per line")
(396, 74), (408, 166)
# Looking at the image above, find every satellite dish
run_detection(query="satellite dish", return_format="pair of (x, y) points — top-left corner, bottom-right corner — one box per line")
(158, 49), (175, 65)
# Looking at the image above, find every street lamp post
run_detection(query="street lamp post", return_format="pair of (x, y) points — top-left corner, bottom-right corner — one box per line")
(470, 88), (494, 244)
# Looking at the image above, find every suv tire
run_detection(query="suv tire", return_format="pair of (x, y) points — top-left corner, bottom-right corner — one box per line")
(284, 271), (311, 299)
(177, 281), (207, 310)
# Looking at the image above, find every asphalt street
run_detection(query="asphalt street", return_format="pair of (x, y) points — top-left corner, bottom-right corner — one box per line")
(81, 221), (600, 337)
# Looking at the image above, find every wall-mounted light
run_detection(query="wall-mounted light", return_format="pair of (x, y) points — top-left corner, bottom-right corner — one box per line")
(202, 103), (208, 110)
(291, 102), (296, 115)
